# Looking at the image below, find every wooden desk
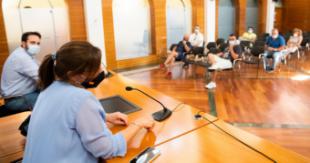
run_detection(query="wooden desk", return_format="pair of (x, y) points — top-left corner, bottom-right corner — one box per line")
(0, 112), (29, 163)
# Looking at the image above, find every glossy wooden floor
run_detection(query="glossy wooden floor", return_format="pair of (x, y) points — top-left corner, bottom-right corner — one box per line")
(123, 50), (310, 158)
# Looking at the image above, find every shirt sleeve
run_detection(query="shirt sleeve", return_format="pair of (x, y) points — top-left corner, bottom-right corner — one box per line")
(279, 36), (286, 46)
(17, 56), (39, 80)
(75, 95), (127, 159)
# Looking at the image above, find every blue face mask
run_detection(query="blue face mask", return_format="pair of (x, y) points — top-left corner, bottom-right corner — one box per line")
(27, 44), (41, 56)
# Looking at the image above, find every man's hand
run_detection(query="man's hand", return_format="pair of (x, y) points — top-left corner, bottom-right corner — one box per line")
(106, 112), (128, 126)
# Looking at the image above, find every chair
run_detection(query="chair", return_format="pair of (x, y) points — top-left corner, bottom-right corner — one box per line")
(240, 40), (252, 53)
(249, 45), (265, 77)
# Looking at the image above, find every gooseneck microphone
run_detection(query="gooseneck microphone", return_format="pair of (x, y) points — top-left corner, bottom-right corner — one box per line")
(125, 86), (172, 122)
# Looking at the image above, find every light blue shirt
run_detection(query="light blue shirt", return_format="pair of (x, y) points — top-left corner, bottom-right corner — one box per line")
(23, 81), (126, 163)
(0, 47), (38, 98)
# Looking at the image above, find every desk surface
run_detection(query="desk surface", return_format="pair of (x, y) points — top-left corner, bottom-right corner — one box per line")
(100, 74), (309, 163)
(0, 73), (309, 163)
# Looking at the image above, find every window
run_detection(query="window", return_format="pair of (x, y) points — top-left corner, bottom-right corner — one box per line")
(166, 0), (192, 47)
(113, 0), (152, 60)
(246, 0), (258, 31)
(218, 0), (235, 39)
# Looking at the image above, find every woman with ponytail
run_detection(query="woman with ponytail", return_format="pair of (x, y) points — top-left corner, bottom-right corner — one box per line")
(23, 41), (154, 163)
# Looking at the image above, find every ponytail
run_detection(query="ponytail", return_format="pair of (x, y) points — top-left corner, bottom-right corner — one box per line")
(38, 54), (55, 90)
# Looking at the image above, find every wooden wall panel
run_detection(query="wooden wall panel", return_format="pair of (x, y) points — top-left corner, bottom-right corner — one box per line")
(258, 0), (268, 34)
(274, 7), (283, 32)
(66, 0), (87, 41)
(191, 0), (205, 33)
(282, 0), (310, 33)
(102, 0), (117, 69)
(235, 0), (247, 36)
(0, 1), (9, 73)
(150, 0), (167, 57)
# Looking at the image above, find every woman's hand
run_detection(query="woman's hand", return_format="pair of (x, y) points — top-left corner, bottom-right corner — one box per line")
(132, 117), (155, 130)
(106, 112), (128, 126)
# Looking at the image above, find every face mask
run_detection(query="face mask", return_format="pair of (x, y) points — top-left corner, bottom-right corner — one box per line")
(272, 34), (278, 39)
(229, 40), (238, 46)
(81, 71), (106, 88)
(27, 44), (40, 56)
(248, 29), (253, 33)
(293, 33), (298, 37)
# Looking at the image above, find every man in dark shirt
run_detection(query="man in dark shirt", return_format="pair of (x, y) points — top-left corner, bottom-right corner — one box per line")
(175, 34), (192, 68)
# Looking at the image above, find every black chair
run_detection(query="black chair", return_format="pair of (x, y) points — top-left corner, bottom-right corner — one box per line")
(249, 45), (265, 77)
(257, 33), (269, 42)
(254, 40), (265, 47)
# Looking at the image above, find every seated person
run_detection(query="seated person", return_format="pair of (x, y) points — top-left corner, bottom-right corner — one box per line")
(23, 41), (155, 163)
(189, 26), (204, 54)
(162, 44), (178, 76)
(286, 28), (303, 53)
(240, 27), (257, 42)
(205, 44), (243, 89)
(0, 32), (41, 112)
(263, 28), (286, 72)
(176, 34), (193, 68)
(217, 33), (240, 58)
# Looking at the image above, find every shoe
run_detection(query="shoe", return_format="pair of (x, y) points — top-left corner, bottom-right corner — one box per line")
(205, 82), (216, 89)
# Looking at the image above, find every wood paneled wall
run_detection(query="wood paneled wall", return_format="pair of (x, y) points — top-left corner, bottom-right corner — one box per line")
(66, 0), (87, 41)
(282, 0), (310, 33)
(235, 0), (247, 36)
(191, 0), (205, 33)
(0, 1), (9, 73)
(258, 0), (268, 34)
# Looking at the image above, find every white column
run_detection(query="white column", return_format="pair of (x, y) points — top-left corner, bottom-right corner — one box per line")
(266, 0), (275, 33)
(83, 0), (107, 65)
(204, 0), (216, 42)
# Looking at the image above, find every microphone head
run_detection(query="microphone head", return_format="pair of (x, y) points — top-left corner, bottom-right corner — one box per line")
(125, 86), (133, 91)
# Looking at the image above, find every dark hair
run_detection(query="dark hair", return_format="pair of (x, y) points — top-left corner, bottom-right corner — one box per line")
(39, 41), (101, 90)
(229, 33), (236, 37)
(21, 31), (41, 42)
(169, 44), (178, 51)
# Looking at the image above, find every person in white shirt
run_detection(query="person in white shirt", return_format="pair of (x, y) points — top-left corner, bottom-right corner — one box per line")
(1, 31), (41, 112)
(189, 26), (204, 48)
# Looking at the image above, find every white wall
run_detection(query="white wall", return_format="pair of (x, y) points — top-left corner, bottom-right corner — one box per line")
(2, 0), (70, 62)
(113, 0), (152, 60)
(83, 0), (106, 65)
(166, 0), (192, 47)
(204, 0), (216, 42)
(266, 0), (275, 33)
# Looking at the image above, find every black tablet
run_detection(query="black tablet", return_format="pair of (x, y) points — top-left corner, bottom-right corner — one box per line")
(99, 95), (141, 114)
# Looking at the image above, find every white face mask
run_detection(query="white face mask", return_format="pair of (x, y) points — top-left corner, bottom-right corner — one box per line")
(27, 44), (40, 56)
(194, 29), (199, 34)
(248, 29), (253, 33)
(229, 40), (239, 46)
(272, 34), (278, 39)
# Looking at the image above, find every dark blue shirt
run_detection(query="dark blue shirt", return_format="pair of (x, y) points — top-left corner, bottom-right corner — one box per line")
(175, 41), (192, 61)
(266, 35), (285, 48)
